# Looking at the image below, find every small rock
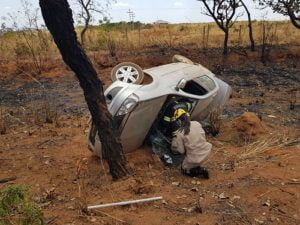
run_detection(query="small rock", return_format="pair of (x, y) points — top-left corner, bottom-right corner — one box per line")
(191, 180), (197, 185)
(128, 205), (137, 211)
(228, 203), (235, 208)
(254, 218), (264, 224)
(218, 193), (228, 199)
(172, 182), (180, 186)
(184, 206), (202, 213)
(177, 195), (187, 199)
(162, 200), (168, 205)
(232, 195), (240, 200)
(90, 217), (96, 222)
(263, 200), (271, 207)
(191, 187), (199, 192)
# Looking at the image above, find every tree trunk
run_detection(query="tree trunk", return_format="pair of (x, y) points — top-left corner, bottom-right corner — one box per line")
(80, 7), (90, 47)
(39, 0), (128, 180)
(241, 0), (255, 51)
(287, 8), (300, 29)
(80, 21), (88, 47)
(223, 30), (229, 55)
(261, 22), (267, 64)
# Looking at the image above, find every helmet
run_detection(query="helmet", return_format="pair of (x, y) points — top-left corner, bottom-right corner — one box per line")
(174, 108), (189, 120)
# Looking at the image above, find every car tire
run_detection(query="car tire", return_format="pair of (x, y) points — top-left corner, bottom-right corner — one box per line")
(172, 55), (194, 65)
(111, 62), (144, 84)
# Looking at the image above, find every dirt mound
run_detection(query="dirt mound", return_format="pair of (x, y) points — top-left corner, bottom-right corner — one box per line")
(232, 112), (266, 137)
(220, 112), (268, 144)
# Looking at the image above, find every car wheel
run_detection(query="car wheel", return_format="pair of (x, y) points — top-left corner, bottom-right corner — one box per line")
(111, 62), (144, 84)
(172, 55), (194, 64)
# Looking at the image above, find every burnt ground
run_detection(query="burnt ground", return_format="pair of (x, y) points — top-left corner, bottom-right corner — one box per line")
(0, 47), (299, 225)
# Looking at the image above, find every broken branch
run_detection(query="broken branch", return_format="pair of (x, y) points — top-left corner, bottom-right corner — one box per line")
(0, 177), (17, 184)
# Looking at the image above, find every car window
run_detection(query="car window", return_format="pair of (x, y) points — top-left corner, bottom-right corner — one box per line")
(193, 76), (216, 92)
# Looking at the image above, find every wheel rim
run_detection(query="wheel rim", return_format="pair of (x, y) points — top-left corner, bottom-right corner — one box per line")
(116, 66), (139, 83)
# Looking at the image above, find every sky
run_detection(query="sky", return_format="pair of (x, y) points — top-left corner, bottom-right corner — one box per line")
(0, 0), (287, 26)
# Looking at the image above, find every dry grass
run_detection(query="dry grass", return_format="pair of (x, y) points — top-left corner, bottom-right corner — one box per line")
(237, 133), (299, 162)
(87, 21), (300, 50)
(1, 21), (299, 62)
(0, 21), (299, 77)
(208, 109), (223, 137)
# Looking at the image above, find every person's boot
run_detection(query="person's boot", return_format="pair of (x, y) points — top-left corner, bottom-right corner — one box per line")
(198, 167), (209, 179)
(182, 167), (209, 179)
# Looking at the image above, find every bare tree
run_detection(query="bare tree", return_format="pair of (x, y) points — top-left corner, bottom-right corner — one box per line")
(197, 0), (242, 54)
(240, 0), (255, 51)
(257, 0), (300, 29)
(39, 0), (128, 180)
(6, 0), (50, 75)
(76, 0), (114, 46)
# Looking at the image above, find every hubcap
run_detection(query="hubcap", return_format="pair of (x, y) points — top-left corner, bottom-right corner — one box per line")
(116, 66), (139, 83)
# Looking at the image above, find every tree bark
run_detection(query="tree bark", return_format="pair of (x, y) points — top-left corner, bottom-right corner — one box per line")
(241, 0), (255, 51)
(223, 30), (229, 55)
(39, 0), (128, 180)
(79, 0), (91, 46)
(80, 14), (90, 46)
(261, 22), (267, 64)
(286, 1), (300, 29)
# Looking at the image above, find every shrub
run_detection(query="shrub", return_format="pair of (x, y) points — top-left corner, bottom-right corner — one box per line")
(0, 185), (44, 225)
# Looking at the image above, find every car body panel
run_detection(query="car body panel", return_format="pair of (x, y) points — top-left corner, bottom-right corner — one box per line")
(120, 96), (167, 151)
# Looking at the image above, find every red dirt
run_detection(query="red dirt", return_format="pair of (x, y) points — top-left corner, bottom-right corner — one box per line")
(0, 47), (300, 225)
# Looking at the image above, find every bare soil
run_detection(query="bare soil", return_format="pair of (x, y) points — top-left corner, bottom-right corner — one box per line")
(0, 46), (299, 225)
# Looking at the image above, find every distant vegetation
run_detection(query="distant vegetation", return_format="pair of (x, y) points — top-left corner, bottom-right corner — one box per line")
(0, 20), (299, 76)
(96, 21), (154, 31)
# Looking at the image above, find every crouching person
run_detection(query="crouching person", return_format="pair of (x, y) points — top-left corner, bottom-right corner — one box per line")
(171, 109), (212, 179)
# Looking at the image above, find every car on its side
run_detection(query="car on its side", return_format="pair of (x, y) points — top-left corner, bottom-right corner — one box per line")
(88, 55), (232, 157)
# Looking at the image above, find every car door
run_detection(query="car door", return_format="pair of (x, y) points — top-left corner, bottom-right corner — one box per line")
(179, 75), (218, 120)
(120, 96), (167, 152)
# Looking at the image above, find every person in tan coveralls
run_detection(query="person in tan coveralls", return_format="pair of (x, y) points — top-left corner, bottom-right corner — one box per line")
(171, 109), (212, 179)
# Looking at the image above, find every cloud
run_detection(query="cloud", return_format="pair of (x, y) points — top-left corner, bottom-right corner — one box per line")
(114, 1), (130, 7)
(174, 1), (183, 7)
(4, 6), (12, 10)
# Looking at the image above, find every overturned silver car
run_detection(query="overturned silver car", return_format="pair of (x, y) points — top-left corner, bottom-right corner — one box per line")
(88, 56), (232, 157)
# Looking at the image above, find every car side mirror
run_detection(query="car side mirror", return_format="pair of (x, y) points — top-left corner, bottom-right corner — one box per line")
(175, 79), (187, 91)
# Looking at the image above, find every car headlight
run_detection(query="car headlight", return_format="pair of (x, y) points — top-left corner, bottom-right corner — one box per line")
(117, 94), (139, 116)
